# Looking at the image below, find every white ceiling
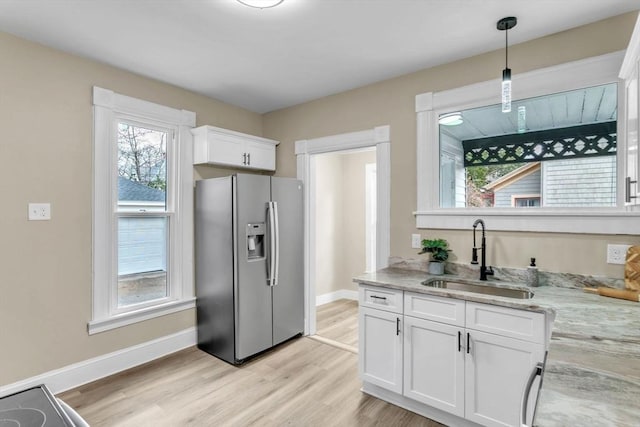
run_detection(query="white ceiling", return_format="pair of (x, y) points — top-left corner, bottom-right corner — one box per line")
(1, 0), (638, 113)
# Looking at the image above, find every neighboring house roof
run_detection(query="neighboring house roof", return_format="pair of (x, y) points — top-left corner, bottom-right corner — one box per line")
(118, 176), (165, 202)
(483, 162), (541, 193)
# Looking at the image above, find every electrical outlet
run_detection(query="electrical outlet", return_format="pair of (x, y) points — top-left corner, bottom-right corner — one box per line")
(411, 234), (422, 249)
(28, 203), (51, 221)
(607, 244), (631, 264)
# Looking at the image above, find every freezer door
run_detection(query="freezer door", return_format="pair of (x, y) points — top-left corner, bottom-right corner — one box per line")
(271, 177), (304, 344)
(195, 177), (235, 363)
(235, 174), (273, 360)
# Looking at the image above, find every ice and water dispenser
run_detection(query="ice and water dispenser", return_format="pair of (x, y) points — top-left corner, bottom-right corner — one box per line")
(246, 223), (265, 260)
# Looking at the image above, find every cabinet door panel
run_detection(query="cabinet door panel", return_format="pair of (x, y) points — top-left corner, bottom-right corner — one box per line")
(207, 133), (245, 167)
(360, 285), (403, 314)
(245, 140), (276, 171)
(405, 292), (465, 326)
(359, 307), (403, 393)
(403, 316), (464, 417)
(466, 302), (545, 344)
(465, 330), (545, 427)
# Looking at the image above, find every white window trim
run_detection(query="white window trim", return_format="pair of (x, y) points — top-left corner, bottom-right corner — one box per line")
(415, 51), (640, 235)
(89, 87), (196, 334)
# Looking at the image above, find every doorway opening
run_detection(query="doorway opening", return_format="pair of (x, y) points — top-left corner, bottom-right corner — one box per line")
(312, 148), (376, 350)
(295, 125), (391, 349)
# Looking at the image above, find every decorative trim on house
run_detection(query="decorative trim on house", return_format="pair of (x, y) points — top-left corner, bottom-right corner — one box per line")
(484, 162), (541, 192)
(463, 121), (616, 166)
(0, 328), (196, 396)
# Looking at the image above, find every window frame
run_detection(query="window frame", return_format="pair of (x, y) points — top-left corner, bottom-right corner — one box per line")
(414, 51), (640, 235)
(90, 87), (196, 334)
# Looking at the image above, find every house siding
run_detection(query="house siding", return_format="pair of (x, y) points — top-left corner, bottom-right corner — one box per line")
(542, 156), (616, 207)
(494, 170), (541, 207)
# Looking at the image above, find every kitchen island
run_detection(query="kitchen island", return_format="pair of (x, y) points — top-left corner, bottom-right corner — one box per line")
(354, 267), (640, 427)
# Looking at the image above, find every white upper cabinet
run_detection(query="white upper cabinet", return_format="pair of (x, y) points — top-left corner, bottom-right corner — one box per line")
(192, 125), (279, 171)
(620, 13), (640, 207)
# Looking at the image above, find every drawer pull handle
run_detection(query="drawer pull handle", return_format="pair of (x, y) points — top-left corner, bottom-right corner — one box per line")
(466, 332), (470, 354)
(370, 295), (387, 300)
(396, 317), (400, 336)
(458, 331), (462, 352)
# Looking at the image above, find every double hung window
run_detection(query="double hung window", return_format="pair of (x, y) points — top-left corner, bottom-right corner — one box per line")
(90, 87), (196, 334)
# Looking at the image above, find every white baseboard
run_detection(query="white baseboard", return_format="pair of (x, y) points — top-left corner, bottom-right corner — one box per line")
(316, 289), (358, 306)
(0, 327), (197, 396)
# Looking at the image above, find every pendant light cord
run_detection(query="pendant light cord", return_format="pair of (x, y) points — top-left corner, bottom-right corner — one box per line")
(505, 27), (508, 69)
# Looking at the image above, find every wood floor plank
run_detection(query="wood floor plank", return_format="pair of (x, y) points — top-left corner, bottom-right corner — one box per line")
(58, 301), (443, 426)
(315, 299), (359, 347)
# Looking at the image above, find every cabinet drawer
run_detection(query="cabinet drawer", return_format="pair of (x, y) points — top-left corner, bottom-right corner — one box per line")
(359, 285), (403, 313)
(466, 302), (545, 344)
(404, 292), (465, 327)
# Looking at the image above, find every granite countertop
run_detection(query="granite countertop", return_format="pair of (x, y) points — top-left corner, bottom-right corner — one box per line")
(353, 268), (640, 427)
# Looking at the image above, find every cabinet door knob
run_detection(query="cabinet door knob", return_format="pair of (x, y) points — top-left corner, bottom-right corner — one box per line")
(458, 331), (462, 352)
(370, 295), (387, 300)
(247, 152), (251, 165)
(242, 153), (247, 165)
(396, 317), (400, 336)
(466, 332), (470, 354)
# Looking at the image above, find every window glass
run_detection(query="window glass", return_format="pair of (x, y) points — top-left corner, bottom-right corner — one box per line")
(116, 122), (170, 308)
(439, 83), (617, 208)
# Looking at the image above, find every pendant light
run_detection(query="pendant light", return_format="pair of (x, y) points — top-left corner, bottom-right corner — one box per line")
(497, 17), (517, 113)
(237, 0), (284, 8)
(439, 112), (463, 126)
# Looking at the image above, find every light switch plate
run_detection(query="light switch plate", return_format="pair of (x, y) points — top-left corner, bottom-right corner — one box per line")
(411, 234), (422, 249)
(28, 203), (51, 220)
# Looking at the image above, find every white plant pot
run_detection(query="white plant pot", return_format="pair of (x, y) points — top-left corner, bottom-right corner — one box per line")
(428, 261), (445, 275)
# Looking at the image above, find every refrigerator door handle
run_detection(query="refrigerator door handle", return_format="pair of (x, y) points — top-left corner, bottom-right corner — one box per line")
(267, 201), (277, 287)
(272, 201), (280, 286)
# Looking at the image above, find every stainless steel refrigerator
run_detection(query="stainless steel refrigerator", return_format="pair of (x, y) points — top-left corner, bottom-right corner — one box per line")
(195, 174), (304, 364)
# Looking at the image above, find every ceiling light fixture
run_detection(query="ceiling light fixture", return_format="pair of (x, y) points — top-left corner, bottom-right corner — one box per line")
(439, 112), (463, 126)
(497, 16), (517, 113)
(237, 0), (284, 8)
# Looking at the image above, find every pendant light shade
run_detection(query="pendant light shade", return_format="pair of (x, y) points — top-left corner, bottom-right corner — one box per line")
(497, 17), (517, 113)
(237, 0), (284, 8)
(439, 112), (463, 126)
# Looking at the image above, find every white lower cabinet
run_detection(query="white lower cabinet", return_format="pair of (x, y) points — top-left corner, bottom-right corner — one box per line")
(359, 285), (548, 427)
(403, 315), (465, 416)
(465, 330), (544, 427)
(359, 306), (403, 394)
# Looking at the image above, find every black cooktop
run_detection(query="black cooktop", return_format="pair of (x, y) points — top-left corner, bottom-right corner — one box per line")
(0, 385), (73, 427)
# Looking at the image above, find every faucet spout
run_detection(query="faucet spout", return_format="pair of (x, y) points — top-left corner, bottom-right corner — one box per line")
(471, 219), (493, 281)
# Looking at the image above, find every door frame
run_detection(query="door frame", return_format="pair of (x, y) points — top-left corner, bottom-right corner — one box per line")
(295, 125), (391, 335)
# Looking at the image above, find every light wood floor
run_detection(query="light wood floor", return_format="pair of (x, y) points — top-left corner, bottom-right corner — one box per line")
(58, 300), (443, 426)
(314, 299), (359, 350)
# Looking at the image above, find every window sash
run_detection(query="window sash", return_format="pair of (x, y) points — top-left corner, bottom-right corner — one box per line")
(113, 212), (173, 315)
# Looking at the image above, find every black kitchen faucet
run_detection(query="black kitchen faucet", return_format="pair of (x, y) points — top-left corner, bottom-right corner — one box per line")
(471, 219), (494, 281)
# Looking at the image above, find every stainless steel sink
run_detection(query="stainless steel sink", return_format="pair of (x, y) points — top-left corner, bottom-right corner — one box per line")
(422, 279), (534, 299)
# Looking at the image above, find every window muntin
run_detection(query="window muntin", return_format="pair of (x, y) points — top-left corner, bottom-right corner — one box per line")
(439, 83), (617, 208)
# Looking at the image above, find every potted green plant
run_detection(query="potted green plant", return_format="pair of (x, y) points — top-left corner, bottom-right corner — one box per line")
(419, 238), (450, 275)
